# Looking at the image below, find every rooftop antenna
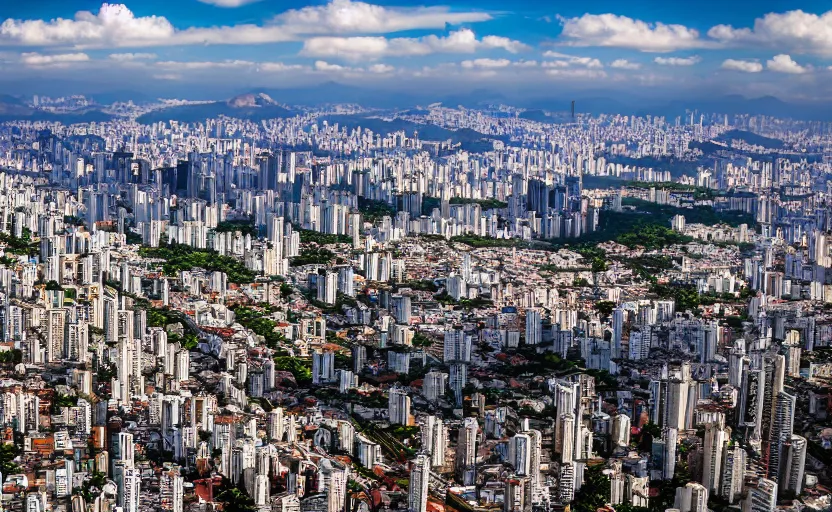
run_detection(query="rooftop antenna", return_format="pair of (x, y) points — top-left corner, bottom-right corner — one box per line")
(571, 100), (575, 120)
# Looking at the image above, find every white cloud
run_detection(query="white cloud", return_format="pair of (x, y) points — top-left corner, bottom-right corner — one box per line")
(541, 60), (571, 68)
(654, 55), (700, 66)
(542, 51), (603, 68)
(0, 1), (493, 49)
(155, 59), (254, 70)
(196, 0), (263, 7)
(720, 58), (762, 72)
(274, 0), (491, 34)
(558, 13), (709, 52)
(546, 68), (607, 79)
(461, 58), (511, 68)
(300, 29), (528, 60)
(20, 52), (89, 66)
(708, 10), (832, 55)
(314, 60), (349, 72)
(610, 59), (640, 69)
(0, 4), (179, 48)
(481, 35), (529, 54)
(258, 62), (305, 72)
(368, 63), (394, 73)
(766, 54), (808, 74)
(109, 52), (156, 60)
(110, 58), (304, 74)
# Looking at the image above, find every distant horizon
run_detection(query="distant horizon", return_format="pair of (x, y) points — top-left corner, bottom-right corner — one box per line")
(3, 0), (832, 103)
(10, 83), (832, 123)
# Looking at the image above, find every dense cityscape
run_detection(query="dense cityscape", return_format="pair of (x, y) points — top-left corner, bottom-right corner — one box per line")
(0, 86), (825, 512)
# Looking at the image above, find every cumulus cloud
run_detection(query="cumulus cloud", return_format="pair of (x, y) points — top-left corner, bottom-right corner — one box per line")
(196, 0), (263, 7)
(481, 35), (529, 54)
(274, 0), (491, 34)
(314, 60), (349, 72)
(708, 10), (832, 55)
(766, 54), (808, 73)
(109, 52), (156, 60)
(558, 13), (709, 52)
(610, 59), (640, 69)
(542, 51), (603, 68)
(20, 52), (89, 66)
(654, 56), (700, 66)
(720, 59), (763, 72)
(300, 29), (527, 60)
(0, 4), (179, 48)
(0, 1), (493, 49)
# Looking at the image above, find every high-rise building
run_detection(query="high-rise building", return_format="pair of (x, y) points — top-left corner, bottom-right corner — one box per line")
(720, 444), (746, 503)
(268, 408), (285, 442)
(115, 432), (135, 467)
(525, 309), (542, 346)
(444, 327), (471, 362)
(558, 413), (575, 463)
(392, 294), (412, 325)
(769, 390), (796, 480)
(253, 474), (270, 506)
(312, 350), (336, 385)
(611, 307), (625, 361)
(675, 482), (708, 512)
(508, 433), (530, 476)
(389, 387), (411, 426)
(779, 434), (806, 495)
(743, 478), (777, 512)
(160, 467), (184, 512)
(702, 420), (727, 493)
(421, 415), (447, 468)
(611, 414), (630, 448)
(504, 477), (532, 512)
(114, 462), (141, 512)
(455, 418), (478, 485)
(408, 454), (430, 512)
(662, 427), (678, 480)
(626, 474), (650, 508)
(422, 371), (446, 402)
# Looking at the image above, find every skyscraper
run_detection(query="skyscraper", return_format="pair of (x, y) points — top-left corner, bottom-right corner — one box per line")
(720, 445), (746, 503)
(508, 433), (531, 476)
(779, 434), (806, 495)
(408, 454), (430, 512)
(743, 478), (777, 512)
(455, 418), (478, 485)
(769, 390), (795, 480)
(389, 387), (411, 426)
(525, 309), (542, 346)
(421, 415), (447, 468)
(702, 420), (727, 494)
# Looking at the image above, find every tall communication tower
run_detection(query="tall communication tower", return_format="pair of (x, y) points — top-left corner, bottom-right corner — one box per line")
(571, 100), (575, 119)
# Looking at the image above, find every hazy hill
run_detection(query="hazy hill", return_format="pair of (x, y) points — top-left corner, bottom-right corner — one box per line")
(137, 93), (296, 124)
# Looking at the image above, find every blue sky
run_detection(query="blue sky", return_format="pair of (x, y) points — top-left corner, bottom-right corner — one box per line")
(2, 0), (832, 101)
